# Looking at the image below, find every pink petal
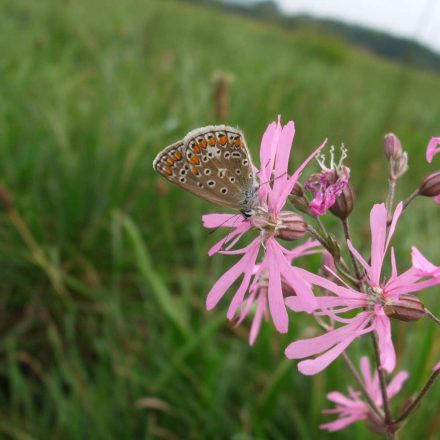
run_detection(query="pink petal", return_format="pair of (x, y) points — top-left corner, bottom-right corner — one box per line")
(249, 292), (267, 345)
(266, 240), (289, 333)
(207, 223), (251, 256)
(258, 118), (281, 200)
(226, 243), (260, 319)
(433, 362), (440, 372)
(426, 137), (440, 163)
(202, 213), (244, 228)
(390, 247), (397, 279)
(359, 356), (375, 393)
(275, 138), (328, 212)
(374, 313), (395, 373)
(411, 246), (440, 276)
(320, 414), (365, 432)
(435, 194), (440, 204)
(298, 334), (361, 376)
(387, 371), (409, 399)
(370, 203), (388, 285)
(270, 121), (295, 209)
(326, 391), (357, 407)
(284, 239), (322, 261)
(206, 241), (259, 310)
(384, 202), (403, 252)
(285, 313), (369, 360)
(296, 267), (365, 300)
(347, 240), (371, 276)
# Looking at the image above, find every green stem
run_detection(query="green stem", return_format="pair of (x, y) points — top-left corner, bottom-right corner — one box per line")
(341, 218), (362, 281)
(394, 367), (440, 424)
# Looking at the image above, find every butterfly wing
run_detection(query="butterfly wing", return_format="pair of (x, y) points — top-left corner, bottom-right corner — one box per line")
(153, 125), (257, 211)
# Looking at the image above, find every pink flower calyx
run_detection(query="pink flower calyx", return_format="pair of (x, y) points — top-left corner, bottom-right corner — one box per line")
(250, 207), (307, 242)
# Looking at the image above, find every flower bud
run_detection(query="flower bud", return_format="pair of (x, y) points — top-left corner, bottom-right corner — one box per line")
(384, 294), (425, 322)
(289, 182), (310, 215)
(384, 133), (403, 160)
(390, 152), (408, 181)
(418, 171), (440, 199)
(276, 211), (307, 241)
(291, 181), (304, 197)
(329, 178), (355, 220)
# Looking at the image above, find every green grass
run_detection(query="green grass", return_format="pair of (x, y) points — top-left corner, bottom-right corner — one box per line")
(0, 0), (440, 438)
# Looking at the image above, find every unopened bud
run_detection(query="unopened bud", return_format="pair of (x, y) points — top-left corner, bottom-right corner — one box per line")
(276, 212), (307, 241)
(329, 179), (355, 220)
(384, 294), (425, 322)
(390, 152), (408, 181)
(419, 171), (440, 199)
(0, 186), (14, 212)
(291, 181), (304, 197)
(384, 133), (403, 160)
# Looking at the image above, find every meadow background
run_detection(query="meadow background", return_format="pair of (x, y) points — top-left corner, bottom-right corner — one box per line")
(0, 0), (440, 438)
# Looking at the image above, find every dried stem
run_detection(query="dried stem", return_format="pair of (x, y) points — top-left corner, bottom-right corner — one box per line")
(341, 218), (362, 281)
(394, 367), (440, 424)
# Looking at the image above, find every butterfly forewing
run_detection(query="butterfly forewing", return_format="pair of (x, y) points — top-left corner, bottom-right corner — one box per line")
(154, 125), (257, 211)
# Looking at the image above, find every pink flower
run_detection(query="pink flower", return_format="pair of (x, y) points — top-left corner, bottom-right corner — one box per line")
(304, 145), (350, 216)
(285, 203), (440, 375)
(320, 356), (409, 432)
(426, 137), (440, 203)
(236, 240), (322, 345)
(203, 117), (327, 333)
(426, 137), (440, 164)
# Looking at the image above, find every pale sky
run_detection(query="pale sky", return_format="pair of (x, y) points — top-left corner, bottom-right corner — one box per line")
(275, 0), (440, 53)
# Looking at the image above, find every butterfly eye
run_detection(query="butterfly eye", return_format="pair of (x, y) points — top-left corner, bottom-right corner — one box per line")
(207, 180), (215, 187)
(229, 176), (236, 183)
(204, 169), (211, 175)
(235, 169), (242, 175)
(220, 188), (228, 194)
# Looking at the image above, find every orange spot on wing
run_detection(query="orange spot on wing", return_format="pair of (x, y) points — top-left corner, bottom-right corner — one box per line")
(190, 156), (200, 165)
(218, 134), (227, 145)
(198, 139), (207, 148)
(193, 145), (201, 154)
(166, 158), (174, 166)
(173, 152), (182, 160)
(191, 167), (200, 175)
(208, 137), (216, 146)
(162, 166), (172, 176)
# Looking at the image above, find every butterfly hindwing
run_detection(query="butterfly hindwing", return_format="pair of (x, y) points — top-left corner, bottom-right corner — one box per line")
(153, 125), (257, 211)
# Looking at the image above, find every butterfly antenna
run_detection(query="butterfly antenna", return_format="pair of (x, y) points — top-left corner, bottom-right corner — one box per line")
(257, 171), (287, 190)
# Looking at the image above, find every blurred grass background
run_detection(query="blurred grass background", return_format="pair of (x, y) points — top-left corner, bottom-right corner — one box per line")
(0, 0), (439, 438)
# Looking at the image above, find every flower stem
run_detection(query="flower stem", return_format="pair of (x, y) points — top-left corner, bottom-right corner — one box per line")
(341, 218), (362, 281)
(385, 178), (397, 222)
(341, 352), (384, 420)
(372, 332), (392, 424)
(402, 189), (419, 210)
(394, 367), (440, 424)
(424, 308), (440, 326)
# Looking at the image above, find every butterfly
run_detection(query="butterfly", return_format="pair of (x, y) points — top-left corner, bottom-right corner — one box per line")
(153, 125), (259, 218)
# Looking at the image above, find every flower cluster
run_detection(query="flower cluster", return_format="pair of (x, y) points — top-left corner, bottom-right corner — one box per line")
(158, 117), (440, 436)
